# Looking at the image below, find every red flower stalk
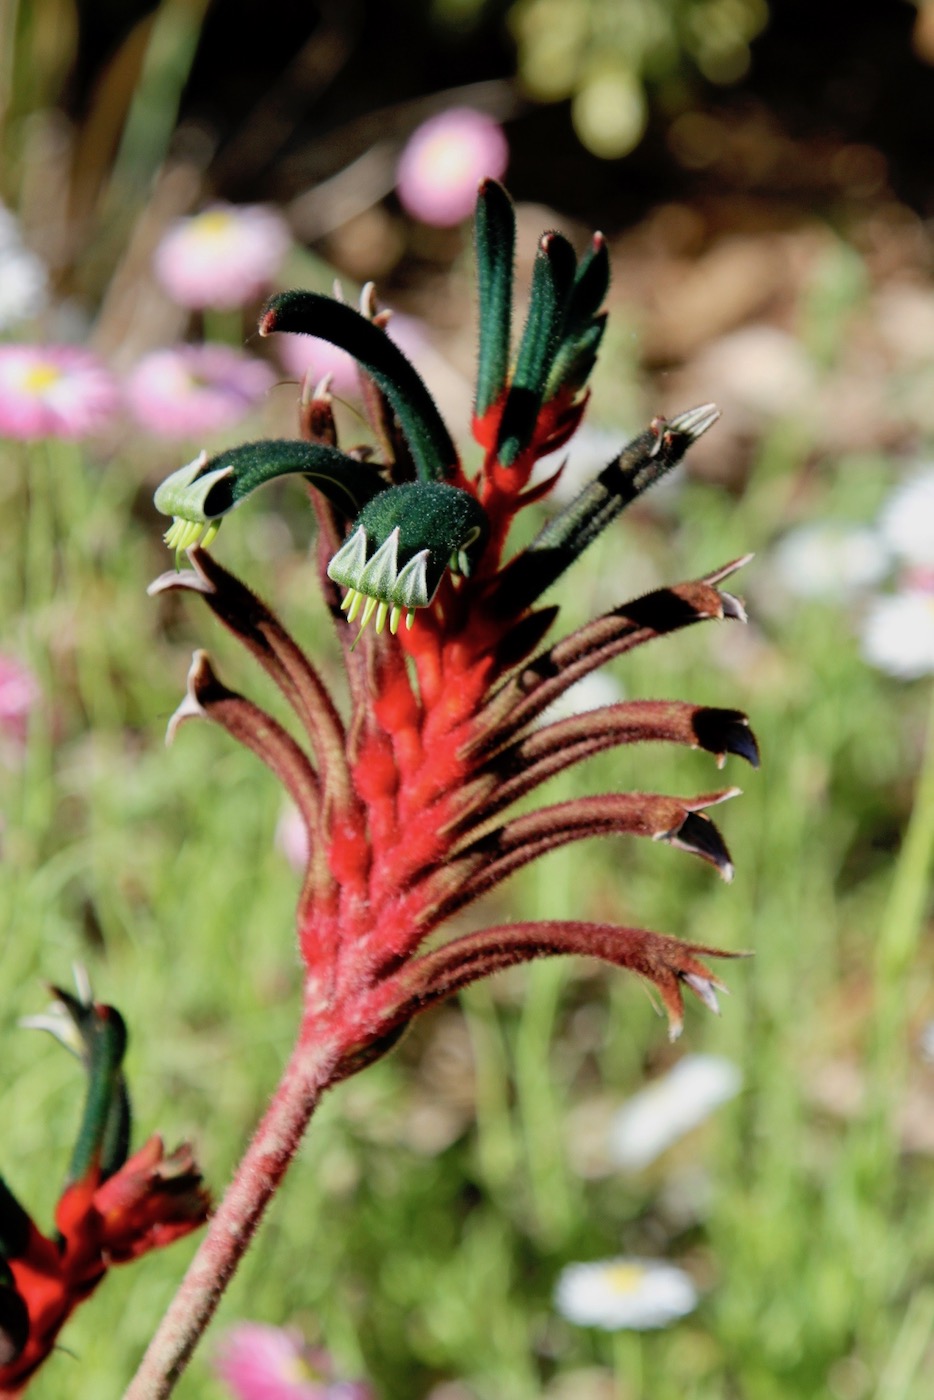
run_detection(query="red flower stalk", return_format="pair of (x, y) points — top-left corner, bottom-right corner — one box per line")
(134, 181), (757, 1397)
(0, 974), (209, 1396)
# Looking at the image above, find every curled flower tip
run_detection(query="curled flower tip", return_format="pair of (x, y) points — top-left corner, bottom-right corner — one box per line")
(682, 971), (724, 1017)
(154, 449), (227, 564)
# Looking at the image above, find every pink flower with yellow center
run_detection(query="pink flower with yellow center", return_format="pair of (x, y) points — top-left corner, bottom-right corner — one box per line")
(0, 345), (119, 440)
(154, 203), (292, 311)
(396, 108), (509, 226)
(125, 344), (276, 439)
(215, 1322), (374, 1400)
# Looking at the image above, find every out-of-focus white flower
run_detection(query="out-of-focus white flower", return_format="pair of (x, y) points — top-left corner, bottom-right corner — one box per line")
(878, 468), (934, 569)
(860, 588), (934, 679)
(275, 803), (309, 872)
(608, 1054), (742, 1171)
(0, 202), (48, 330)
(554, 1257), (698, 1331)
(771, 522), (890, 602)
(396, 108), (508, 227)
(541, 670), (624, 722)
(692, 326), (814, 423)
(534, 424), (647, 506)
(154, 203), (291, 311)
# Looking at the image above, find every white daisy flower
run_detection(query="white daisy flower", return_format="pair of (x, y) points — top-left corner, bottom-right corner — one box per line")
(771, 522), (890, 602)
(541, 670), (625, 722)
(555, 1257), (698, 1330)
(878, 468), (934, 569)
(860, 589), (934, 679)
(608, 1053), (742, 1171)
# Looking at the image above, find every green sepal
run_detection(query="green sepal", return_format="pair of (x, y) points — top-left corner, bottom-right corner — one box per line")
(565, 232), (610, 337)
(545, 313), (607, 401)
(261, 292), (459, 483)
(62, 995), (130, 1187)
(26, 984), (132, 1187)
(494, 404), (721, 612)
(154, 441), (388, 558)
(328, 482), (489, 634)
(541, 233), (609, 401)
(496, 231), (577, 466)
(474, 180), (516, 419)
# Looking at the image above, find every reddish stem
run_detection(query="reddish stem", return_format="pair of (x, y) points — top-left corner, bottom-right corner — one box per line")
(123, 1028), (343, 1399)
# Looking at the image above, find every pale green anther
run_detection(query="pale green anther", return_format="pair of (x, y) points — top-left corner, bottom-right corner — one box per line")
(155, 451), (233, 564)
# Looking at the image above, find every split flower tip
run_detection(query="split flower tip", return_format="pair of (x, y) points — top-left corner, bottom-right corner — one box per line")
(165, 651), (212, 746)
(658, 788), (741, 883)
(147, 565), (215, 600)
(665, 402), (721, 441)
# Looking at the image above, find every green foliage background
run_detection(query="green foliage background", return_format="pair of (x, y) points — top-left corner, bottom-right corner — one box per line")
(3, 2), (934, 1397)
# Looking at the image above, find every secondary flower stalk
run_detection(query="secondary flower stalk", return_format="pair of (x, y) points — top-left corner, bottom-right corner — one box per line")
(0, 973), (209, 1395)
(135, 181), (757, 1396)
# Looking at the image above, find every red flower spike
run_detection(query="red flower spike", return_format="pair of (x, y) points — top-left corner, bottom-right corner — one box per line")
(131, 185), (758, 1397)
(0, 978), (209, 1394)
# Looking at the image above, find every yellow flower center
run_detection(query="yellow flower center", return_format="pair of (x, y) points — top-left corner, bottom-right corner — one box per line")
(192, 210), (234, 241)
(23, 362), (62, 395)
(604, 1263), (647, 1295)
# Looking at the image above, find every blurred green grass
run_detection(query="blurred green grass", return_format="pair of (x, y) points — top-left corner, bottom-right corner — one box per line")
(3, 1), (934, 1390)
(3, 393), (933, 1399)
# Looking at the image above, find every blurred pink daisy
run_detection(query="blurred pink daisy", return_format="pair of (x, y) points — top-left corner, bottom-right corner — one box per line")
(0, 652), (40, 759)
(0, 345), (119, 440)
(125, 344), (275, 439)
(154, 203), (291, 311)
(214, 1322), (373, 1400)
(276, 309), (430, 401)
(275, 332), (362, 400)
(396, 108), (508, 226)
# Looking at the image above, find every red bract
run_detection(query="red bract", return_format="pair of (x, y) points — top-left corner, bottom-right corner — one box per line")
(0, 981), (209, 1395)
(150, 182), (758, 1064)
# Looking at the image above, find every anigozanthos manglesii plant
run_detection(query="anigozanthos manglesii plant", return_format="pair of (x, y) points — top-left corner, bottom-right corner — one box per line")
(0, 973), (209, 1395)
(135, 181), (757, 1398)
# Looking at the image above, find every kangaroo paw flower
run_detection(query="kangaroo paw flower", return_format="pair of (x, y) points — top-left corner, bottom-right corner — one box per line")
(151, 181), (757, 1091)
(0, 973), (209, 1392)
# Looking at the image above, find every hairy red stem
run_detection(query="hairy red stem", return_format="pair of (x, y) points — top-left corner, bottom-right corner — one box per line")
(123, 1029), (342, 1399)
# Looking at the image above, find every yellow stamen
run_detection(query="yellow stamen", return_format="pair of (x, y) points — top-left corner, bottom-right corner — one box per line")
(389, 605), (402, 635)
(346, 590), (364, 623)
(375, 601), (389, 634)
(340, 588), (357, 613)
(359, 595), (378, 630)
